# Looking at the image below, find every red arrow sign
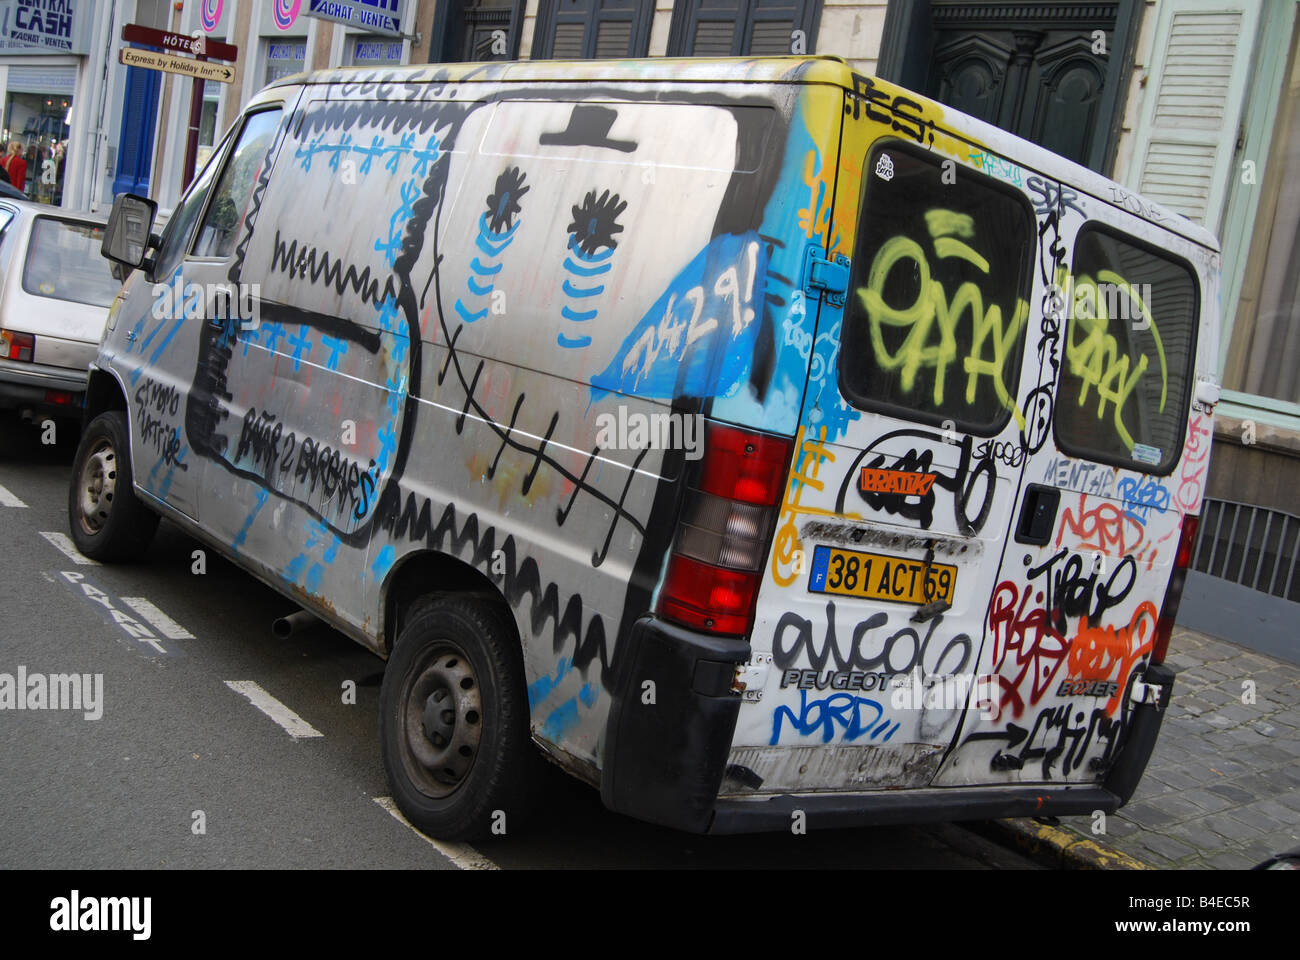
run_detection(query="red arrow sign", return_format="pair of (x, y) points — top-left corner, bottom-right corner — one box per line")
(122, 23), (238, 62)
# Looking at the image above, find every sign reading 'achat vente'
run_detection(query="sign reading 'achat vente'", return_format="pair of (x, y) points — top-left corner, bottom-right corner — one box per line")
(306, 0), (403, 38)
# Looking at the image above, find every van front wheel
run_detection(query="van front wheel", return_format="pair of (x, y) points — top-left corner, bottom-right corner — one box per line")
(379, 595), (539, 840)
(67, 410), (159, 562)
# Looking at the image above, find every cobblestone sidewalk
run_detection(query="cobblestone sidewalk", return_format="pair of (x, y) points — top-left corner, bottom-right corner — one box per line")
(1057, 626), (1300, 868)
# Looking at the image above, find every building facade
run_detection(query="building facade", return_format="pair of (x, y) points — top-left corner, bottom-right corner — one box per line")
(80, 0), (1300, 604)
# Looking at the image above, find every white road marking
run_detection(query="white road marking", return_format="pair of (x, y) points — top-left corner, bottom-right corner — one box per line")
(223, 680), (324, 739)
(60, 571), (166, 654)
(0, 483), (27, 508)
(373, 796), (499, 870)
(40, 531), (98, 565)
(120, 597), (195, 640)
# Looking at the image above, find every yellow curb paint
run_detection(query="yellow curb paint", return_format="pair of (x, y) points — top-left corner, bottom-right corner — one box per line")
(1004, 818), (1149, 870)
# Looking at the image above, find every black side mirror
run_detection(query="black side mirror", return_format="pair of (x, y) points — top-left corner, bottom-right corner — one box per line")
(102, 194), (158, 272)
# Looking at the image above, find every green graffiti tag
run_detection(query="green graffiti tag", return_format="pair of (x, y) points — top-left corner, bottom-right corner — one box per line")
(857, 209), (1030, 428)
(1061, 268), (1167, 451)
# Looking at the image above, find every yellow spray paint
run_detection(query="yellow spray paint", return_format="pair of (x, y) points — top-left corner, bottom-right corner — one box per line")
(856, 211), (1029, 428)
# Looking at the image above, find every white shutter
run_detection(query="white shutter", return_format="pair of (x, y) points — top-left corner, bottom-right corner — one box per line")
(1126, 0), (1262, 234)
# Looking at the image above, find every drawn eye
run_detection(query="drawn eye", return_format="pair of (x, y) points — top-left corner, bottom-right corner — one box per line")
(566, 189), (626, 257)
(485, 166), (528, 234)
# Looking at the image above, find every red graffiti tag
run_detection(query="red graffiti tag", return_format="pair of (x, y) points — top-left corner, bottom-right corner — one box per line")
(1056, 492), (1145, 556)
(1175, 413), (1210, 513)
(987, 580), (1071, 720)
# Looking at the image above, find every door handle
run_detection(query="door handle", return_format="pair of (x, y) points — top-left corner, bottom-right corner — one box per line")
(1015, 483), (1060, 545)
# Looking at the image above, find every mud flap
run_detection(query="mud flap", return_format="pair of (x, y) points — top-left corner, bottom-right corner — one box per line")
(601, 617), (749, 833)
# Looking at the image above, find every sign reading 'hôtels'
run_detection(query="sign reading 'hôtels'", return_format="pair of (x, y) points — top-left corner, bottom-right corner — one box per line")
(122, 23), (238, 61)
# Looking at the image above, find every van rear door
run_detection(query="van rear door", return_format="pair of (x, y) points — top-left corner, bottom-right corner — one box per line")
(726, 87), (1044, 795)
(935, 196), (1208, 786)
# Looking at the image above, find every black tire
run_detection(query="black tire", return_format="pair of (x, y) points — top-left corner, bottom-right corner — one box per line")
(380, 594), (542, 840)
(67, 410), (159, 562)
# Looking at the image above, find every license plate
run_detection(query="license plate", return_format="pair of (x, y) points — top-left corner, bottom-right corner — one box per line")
(807, 545), (957, 606)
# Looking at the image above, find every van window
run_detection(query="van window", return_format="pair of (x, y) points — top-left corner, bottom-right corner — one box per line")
(840, 141), (1035, 435)
(1055, 226), (1198, 474)
(153, 135), (228, 280)
(193, 108), (284, 260)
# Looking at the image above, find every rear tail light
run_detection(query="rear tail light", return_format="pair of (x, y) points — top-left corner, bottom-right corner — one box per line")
(655, 423), (793, 636)
(0, 329), (34, 362)
(45, 390), (77, 406)
(1151, 513), (1200, 664)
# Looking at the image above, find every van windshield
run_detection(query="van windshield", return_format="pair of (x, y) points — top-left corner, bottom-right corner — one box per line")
(840, 141), (1035, 435)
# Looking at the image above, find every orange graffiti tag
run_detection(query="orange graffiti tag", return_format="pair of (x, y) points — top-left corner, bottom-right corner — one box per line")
(859, 467), (937, 497)
(1067, 601), (1158, 716)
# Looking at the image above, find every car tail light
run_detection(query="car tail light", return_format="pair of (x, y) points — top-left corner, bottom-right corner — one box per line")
(0, 329), (34, 362)
(1151, 514), (1200, 664)
(45, 390), (77, 406)
(655, 423), (793, 636)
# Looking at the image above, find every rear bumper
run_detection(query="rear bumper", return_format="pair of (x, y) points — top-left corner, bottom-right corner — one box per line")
(601, 615), (1173, 835)
(0, 358), (86, 415)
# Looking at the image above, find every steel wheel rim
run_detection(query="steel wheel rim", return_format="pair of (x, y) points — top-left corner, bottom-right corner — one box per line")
(77, 438), (118, 536)
(399, 641), (483, 799)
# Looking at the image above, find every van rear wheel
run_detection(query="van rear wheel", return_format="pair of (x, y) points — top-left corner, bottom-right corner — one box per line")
(379, 594), (539, 840)
(67, 410), (159, 562)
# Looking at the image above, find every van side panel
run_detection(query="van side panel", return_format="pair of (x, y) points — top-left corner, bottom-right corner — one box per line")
(217, 71), (823, 773)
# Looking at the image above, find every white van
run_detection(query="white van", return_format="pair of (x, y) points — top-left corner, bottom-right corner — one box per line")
(80, 57), (1220, 838)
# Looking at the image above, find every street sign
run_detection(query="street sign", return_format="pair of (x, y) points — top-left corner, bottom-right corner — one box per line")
(119, 47), (236, 84)
(121, 23), (238, 62)
(306, 0), (403, 38)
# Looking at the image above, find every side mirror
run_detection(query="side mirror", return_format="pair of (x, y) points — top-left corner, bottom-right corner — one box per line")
(102, 194), (158, 271)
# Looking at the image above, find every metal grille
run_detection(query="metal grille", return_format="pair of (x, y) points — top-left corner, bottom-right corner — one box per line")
(1192, 498), (1300, 603)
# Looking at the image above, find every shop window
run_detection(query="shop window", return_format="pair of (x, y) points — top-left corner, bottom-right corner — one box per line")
(264, 39), (307, 86)
(349, 35), (406, 66)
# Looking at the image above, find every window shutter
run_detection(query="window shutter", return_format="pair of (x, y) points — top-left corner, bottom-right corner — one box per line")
(682, 0), (747, 55)
(543, 0), (651, 58)
(672, 1), (816, 57)
(113, 66), (161, 197)
(745, 0), (808, 55)
(1126, 0), (1262, 234)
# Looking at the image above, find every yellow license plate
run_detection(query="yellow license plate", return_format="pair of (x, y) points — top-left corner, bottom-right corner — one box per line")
(807, 545), (957, 606)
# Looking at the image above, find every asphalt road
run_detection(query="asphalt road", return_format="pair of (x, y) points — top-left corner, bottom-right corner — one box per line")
(0, 413), (1038, 870)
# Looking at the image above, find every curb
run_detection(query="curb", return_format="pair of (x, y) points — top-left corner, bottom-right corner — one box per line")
(967, 818), (1151, 870)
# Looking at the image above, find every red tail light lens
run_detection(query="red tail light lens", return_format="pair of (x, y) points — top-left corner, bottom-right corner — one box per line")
(0, 329), (34, 362)
(1152, 514), (1200, 664)
(696, 423), (792, 505)
(655, 422), (793, 637)
(659, 554), (762, 636)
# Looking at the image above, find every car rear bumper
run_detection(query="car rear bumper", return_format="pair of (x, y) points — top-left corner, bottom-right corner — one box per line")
(601, 614), (1171, 835)
(0, 358), (86, 415)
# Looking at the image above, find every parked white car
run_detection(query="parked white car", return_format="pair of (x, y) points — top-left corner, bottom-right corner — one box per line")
(0, 201), (118, 423)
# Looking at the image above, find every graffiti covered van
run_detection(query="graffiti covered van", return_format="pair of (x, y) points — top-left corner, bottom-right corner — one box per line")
(78, 56), (1221, 838)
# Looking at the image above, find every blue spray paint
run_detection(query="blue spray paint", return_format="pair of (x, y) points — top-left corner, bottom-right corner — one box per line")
(591, 230), (766, 399)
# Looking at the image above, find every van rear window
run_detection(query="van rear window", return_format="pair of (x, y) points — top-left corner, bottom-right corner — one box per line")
(1055, 226), (1198, 475)
(840, 141), (1035, 435)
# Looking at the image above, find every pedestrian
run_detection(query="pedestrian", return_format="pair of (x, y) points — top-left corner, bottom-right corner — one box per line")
(1, 141), (27, 194)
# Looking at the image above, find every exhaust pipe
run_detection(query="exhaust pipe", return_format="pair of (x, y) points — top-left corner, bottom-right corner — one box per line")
(272, 609), (320, 639)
